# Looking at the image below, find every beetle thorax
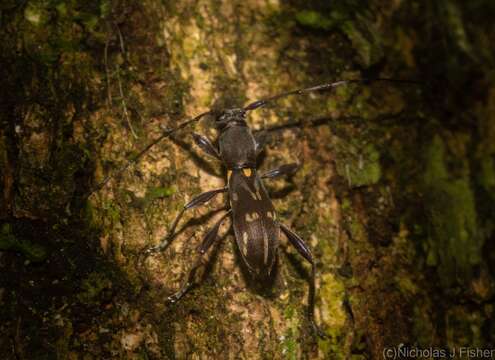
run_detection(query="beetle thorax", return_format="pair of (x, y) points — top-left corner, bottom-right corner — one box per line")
(217, 109), (256, 169)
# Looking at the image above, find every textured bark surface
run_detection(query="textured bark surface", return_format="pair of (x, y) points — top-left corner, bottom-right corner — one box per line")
(1, 1), (494, 359)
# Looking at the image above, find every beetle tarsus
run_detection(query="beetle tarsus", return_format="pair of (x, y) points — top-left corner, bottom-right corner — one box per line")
(167, 285), (189, 303)
(139, 239), (170, 264)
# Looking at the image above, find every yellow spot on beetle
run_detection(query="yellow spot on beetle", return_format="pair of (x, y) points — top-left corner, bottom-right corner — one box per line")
(242, 168), (252, 177)
(227, 170), (233, 179)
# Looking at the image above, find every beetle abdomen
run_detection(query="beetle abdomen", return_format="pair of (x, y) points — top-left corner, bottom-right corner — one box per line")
(228, 169), (279, 278)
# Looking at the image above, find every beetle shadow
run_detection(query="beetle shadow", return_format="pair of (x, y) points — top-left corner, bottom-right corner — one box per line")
(197, 222), (232, 285)
(254, 132), (299, 201)
(169, 135), (223, 178)
(155, 206), (229, 254)
(264, 183), (297, 200)
(137, 208), (231, 295)
(259, 167), (298, 200)
(280, 245), (311, 283)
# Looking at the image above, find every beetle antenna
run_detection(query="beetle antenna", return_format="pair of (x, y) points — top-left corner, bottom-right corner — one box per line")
(85, 110), (212, 198)
(243, 78), (420, 111)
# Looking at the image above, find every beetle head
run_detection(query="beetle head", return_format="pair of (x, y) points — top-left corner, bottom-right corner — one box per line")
(214, 108), (247, 130)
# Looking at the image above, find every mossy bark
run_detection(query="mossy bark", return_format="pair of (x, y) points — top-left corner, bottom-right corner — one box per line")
(1, 0), (494, 359)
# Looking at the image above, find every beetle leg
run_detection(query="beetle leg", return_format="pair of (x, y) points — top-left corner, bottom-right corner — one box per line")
(280, 223), (327, 339)
(143, 187), (227, 256)
(192, 133), (221, 159)
(168, 210), (231, 303)
(261, 163), (299, 180)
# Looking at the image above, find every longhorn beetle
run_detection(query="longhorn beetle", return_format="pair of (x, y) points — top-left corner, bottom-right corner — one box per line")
(89, 78), (416, 338)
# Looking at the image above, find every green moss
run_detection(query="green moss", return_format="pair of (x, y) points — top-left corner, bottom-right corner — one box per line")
(317, 274), (346, 359)
(0, 223), (47, 262)
(340, 17), (383, 67)
(446, 307), (483, 347)
(144, 186), (176, 204)
(101, 200), (121, 224)
(21, 0), (109, 66)
(280, 303), (300, 359)
(350, 356), (367, 360)
(423, 135), (481, 287)
(295, 7), (383, 66)
(126, 186), (176, 210)
(479, 156), (495, 195)
(411, 303), (436, 347)
(77, 271), (112, 304)
(280, 333), (298, 360)
(394, 273), (418, 297)
(82, 201), (96, 229)
(24, 2), (50, 26)
(424, 136), (448, 180)
(284, 305), (295, 320)
(295, 10), (333, 30)
(441, 1), (472, 55)
(55, 320), (73, 360)
(341, 199), (367, 247)
(335, 142), (381, 188)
